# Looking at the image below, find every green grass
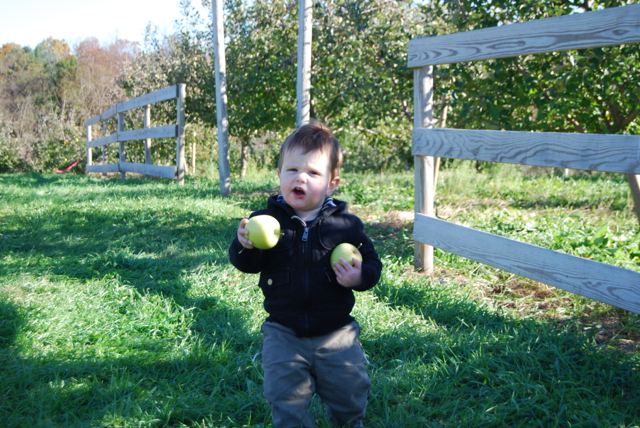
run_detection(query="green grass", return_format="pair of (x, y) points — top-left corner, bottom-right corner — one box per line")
(1, 167), (639, 427)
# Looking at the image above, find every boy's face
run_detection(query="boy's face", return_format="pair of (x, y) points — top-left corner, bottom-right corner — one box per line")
(278, 146), (339, 219)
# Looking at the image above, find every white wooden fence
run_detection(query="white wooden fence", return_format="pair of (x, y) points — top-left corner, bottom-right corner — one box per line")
(85, 84), (187, 185)
(409, 4), (640, 315)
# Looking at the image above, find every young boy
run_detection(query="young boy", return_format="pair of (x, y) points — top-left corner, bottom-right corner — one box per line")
(229, 121), (382, 428)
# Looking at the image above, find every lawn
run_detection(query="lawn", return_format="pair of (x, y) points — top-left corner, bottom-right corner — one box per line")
(1, 165), (639, 427)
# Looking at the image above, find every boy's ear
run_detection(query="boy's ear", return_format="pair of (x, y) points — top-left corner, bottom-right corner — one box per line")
(326, 176), (340, 196)
(276, 168), (281, 179)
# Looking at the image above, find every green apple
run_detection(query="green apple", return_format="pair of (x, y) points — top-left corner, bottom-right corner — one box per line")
(245, 215), (282, 250)
(331, 243), (363, 267)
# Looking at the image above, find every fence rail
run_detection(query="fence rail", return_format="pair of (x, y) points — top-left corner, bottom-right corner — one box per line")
(414, 214), (640, 315)
(85, 84), (186, 184)
(408, 4), (640, 67)
(413, 128), (640, 174)
(409, 4), (640, 314)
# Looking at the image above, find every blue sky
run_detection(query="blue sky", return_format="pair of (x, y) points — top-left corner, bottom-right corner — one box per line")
(0, 0), (209, 50)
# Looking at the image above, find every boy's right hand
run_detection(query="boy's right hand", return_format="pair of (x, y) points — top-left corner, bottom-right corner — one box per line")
(237, 218), (254, 250)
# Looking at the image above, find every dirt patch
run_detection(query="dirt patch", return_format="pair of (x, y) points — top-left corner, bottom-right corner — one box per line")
(374, 210), (415, 231)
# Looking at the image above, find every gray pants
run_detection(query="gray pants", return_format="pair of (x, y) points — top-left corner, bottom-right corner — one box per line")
(261, 321), (371, 428)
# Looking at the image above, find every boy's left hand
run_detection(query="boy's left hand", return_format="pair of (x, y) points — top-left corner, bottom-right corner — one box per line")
(332, 258), (363, 288)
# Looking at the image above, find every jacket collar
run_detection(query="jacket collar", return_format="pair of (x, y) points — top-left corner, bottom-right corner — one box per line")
(268, 194), (347, 222)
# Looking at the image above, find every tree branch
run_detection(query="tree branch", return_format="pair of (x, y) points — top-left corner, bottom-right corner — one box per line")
(512, 57), (531, 80)
(455, 0), (468, 20)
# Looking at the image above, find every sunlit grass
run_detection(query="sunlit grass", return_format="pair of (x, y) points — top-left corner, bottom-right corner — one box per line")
(1, 168), (639, 427)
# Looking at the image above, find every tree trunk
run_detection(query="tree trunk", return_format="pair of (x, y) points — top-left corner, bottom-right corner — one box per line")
(213, 0), (231, 195)
(626, 174), (640, 224)
(297, 0), (312, 127)
(433, 95), (449, 194)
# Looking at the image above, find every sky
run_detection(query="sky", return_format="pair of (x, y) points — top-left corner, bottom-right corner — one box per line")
(0, 0), (209, 50)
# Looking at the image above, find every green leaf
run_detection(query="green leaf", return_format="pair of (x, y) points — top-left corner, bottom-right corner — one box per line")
(591, 223), (609, 247)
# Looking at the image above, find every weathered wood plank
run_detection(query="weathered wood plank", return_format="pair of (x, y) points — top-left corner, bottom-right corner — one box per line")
(408, 4), (640, 67)
(85, 125), (177, 148)
(88, 86), (178, 126)
(119, 125), (177, 142)
(101, 105), (118, 121)
(119, 162), (176, 179)
(86, 163), (120, 173)
(414, 214), (640, 314)
(85, 115), (100, 126)
(117, 85), (178, 113)
(86, 133), (118, 148)
(413, 128), (640, 174)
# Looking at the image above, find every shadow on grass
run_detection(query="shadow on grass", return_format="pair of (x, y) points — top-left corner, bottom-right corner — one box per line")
(367, 274), (640, 426)
(0, 296), (24, 347)
(0, 300), (267, 427)
(0, 272), (267, 426)
(0, 174), (272, 427)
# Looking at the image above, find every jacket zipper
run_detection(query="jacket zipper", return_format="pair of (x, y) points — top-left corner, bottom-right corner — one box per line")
(292, 216), (311, 335)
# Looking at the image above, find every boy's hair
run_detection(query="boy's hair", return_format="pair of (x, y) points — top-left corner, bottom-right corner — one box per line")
(278, 120), (343, 179)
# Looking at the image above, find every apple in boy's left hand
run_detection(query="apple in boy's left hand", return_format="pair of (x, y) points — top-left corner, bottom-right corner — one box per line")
(330, 243), (362, 266)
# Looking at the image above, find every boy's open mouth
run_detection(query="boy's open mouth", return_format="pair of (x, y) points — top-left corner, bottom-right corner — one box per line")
(293, 187), (306, 197)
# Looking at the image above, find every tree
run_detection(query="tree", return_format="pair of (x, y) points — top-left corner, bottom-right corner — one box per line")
(225, 0), (298, 176)
(419, 0), (640, 217)
(72, 37), (137, 119)
(419, 0), (639, 136)
(311, 0), (424, 170)
(34, 37), (77, 114)
(0, 37), (137, 173)
(0, 43), (45, 141)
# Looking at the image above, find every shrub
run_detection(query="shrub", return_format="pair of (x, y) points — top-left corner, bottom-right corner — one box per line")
(0, 115), (25, 172)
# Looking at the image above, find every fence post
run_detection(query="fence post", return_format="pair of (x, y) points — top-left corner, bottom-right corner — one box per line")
(86, 124), (92, 174)
(191, 141), (196, 175)
(118, 112), (125, 179)
(176, 83), (186, 185)
(144, 104), (152, 165)
(414, 66), (435, 273)
(102, 122), (107, 178)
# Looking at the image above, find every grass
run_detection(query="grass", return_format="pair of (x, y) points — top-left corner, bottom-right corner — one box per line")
(1, 165), (639, 427)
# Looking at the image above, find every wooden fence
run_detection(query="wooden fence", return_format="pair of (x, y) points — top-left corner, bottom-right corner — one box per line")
(408, 4), (640, 315)
(85, 84), (187, 185)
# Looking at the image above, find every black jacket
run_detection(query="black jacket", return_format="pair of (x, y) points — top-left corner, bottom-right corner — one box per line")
(229, 195), (382, 337)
